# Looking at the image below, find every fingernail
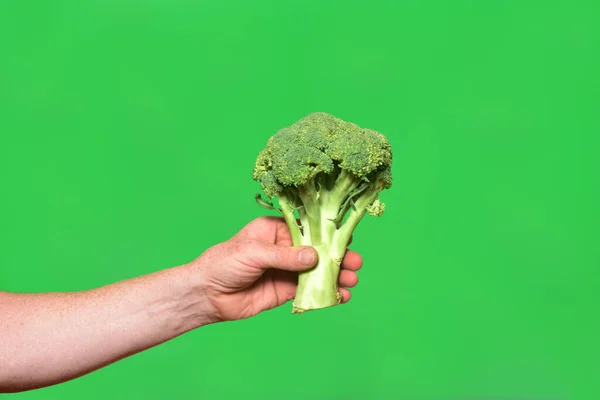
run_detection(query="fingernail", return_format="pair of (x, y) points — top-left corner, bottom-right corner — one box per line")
(298, 248), (316, 266)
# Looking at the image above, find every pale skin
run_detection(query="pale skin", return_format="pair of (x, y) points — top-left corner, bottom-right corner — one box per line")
(0, 217), (363, 393)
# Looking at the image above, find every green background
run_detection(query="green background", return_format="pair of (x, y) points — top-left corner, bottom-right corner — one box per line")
(1, 1), (599, 399)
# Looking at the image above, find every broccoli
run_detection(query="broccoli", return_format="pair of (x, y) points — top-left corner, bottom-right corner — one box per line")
(252, 112), (393, 314)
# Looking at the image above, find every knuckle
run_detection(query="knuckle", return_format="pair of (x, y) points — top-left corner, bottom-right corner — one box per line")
(237, 217), (269, 237)
(235, 237), (259, 254)
(275, 247), (292, 266)
(252, 216), (271, 229)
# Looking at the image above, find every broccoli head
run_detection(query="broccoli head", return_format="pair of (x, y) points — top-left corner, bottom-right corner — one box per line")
(253, 112), (392, 313)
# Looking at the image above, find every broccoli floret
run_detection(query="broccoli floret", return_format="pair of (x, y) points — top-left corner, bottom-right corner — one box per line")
(253, 112), (393, 314)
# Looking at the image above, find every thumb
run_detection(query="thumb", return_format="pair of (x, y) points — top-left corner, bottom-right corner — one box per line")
(253, 242), (318, 271)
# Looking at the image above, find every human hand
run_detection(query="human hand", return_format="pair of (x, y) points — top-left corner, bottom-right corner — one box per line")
(189, 217), (363, 322)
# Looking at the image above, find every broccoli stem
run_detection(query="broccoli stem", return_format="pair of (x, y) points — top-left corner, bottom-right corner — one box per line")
(292, 241), (345, 314)
(335, 186), (380, 247)
(292, 196), (347, 313)
(279, 171), (383, 314)
(278, 194), (303, 245)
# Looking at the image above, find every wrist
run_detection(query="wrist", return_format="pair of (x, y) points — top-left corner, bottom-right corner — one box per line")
(158, 264), (219, 334)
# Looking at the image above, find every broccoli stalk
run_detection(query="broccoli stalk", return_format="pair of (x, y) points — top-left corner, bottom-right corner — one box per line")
(253, 112), (392, 314)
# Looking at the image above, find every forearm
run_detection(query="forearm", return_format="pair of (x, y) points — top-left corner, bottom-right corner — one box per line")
(0, 264), (215, 393)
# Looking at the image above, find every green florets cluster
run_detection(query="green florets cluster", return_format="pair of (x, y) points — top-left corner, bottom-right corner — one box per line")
(252, 112), (392, 199)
